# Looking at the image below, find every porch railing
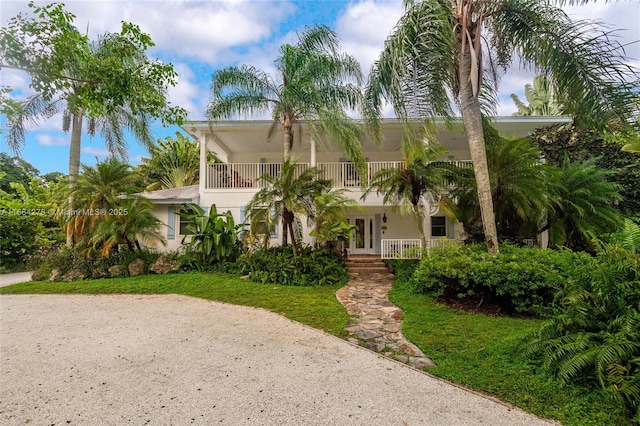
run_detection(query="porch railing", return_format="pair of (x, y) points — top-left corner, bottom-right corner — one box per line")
(316, 161), (405, 188)
(381, 239), (422, 259)
(205, 163), (309, 189)
(205, 160), (473, 189)
(381, 238), (461, 259)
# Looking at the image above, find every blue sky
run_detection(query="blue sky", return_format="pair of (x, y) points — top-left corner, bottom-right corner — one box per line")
(1, 0), (639, 175)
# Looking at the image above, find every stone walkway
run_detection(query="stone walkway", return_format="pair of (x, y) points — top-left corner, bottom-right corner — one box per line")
(336, 260), (436, 370)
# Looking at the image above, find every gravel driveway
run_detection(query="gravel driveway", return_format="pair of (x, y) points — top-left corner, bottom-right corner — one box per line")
(0, 294), (557, 425)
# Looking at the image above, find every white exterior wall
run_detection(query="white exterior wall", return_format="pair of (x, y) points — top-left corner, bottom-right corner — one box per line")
(148, 204), (193, 253)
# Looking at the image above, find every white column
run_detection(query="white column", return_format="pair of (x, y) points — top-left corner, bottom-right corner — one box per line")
(199, 131), (206, 194)
(310, 137), (316, 167)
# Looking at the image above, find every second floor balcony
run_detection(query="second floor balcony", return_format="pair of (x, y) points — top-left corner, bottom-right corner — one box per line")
(204, 161), (473, 190)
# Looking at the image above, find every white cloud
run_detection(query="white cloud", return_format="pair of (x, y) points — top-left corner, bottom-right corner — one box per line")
(168, 62), (208, 120)
(336, 0), (404, 74)
(82, 146), (110, 159)
(36, 134), (69, 147)
(57, 0), (290, 65)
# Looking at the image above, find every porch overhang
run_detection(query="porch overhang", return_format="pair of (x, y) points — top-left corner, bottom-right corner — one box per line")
(182, 116), (573, 157)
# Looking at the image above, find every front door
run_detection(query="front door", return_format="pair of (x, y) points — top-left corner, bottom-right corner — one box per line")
(348, 216), (374, 255)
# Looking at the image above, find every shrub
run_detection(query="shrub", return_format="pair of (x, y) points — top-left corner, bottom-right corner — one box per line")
(0, 213), (57, 272)
(412, 244), (592, 317)
(31, 246), (162, 281)
(237, 246), (348, 286)
(523, 244), (640, 421)
(388, 259), (420, 291)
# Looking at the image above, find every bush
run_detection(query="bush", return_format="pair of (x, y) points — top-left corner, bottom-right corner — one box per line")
(0, 213), (60, 272)
(31, 246), (162, 281)
(523, 244), (640, 421)
(388, 259), (420, 291)
(237, 246), (348, 286)
(412, 244), (592, 317)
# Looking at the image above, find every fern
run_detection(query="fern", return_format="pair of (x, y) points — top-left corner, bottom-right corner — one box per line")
(523, 243), (640, 419)
(610, 218), (640, 254)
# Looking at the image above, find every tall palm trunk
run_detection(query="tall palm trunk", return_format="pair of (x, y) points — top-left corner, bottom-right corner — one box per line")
(66, 113), (83, 247)
(288, 221), (298, 256)
(458, 49), (499, 254)
(282, 208), (293, 246)
(412, 204), (428, 249)
(282, 115), (293, 160)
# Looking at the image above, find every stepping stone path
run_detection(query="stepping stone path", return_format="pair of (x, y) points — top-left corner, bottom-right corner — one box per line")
(336, 256), (436, 370)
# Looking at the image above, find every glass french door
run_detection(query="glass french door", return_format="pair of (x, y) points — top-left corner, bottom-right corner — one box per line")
(348, 216), (374, 254)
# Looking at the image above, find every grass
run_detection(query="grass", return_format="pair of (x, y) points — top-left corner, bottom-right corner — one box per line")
(388, 285), (633, 426)
(0, 271), (350, 337)
(1, 271), (633, 425)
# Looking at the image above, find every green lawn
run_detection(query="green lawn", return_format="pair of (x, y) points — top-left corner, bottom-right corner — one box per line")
(1, 271), (632, 425)
(388, 287), (632, 426)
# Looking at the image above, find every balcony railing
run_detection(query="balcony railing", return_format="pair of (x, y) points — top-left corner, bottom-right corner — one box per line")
(205, 161), (473, 189)
(205, 163), (308, 189)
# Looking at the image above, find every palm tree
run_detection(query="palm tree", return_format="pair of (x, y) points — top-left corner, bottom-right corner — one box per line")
(90, 196), (165, 256)
(207, 24), (367, 169)
(363, 135), (453, 248)
(63, 157), (138, 252)
(511, 75), (564, 116)
(308, 189), (362, 251)
(449, 129), (558, 244)
(248, 159), (329, 255)
(3, 12), (184, 247)
(544, 159), (623, 251)
(138, 132), (204, 190)
(366, 0), (638, 254)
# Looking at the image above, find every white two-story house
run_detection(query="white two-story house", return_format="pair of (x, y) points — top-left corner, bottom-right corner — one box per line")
(143, 117), (569, 257)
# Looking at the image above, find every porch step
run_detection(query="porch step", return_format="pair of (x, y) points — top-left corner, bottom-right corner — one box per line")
(345, 256), (391, 276)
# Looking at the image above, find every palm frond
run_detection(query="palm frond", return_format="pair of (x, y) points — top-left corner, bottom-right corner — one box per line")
(492, 0), (639, 129)
(3, 94), (62, 153)
(366, 0), (456, 122)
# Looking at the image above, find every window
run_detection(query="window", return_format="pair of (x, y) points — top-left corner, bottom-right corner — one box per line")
(431, 216), (446, 237)
(250, 207), (276, 237)
(179, 207), (196, 235)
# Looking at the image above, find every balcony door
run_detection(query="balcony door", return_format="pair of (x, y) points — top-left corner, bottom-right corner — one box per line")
(348, 216), (374, 255)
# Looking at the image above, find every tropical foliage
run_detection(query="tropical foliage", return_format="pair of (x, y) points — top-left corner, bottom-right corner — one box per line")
(138, 132), (208, 190)
(0, 2), (186, 246)
(0, 152), (40, 195)
(237, 246), (348, 287)
(511, 75), (564, 116)
(247, 159), (330, 255)
(90, 196), (165, 256)
(448, 128), (557, 244)
(532, 124), (640, 216)
(544, 159), (623, 251)
(207, 24), (367, 168)
(364, 134), (453, 247)
(366, 0), (639, 255)
(0, 172), (64, 272)
(177, 203), (243, 266)
(523, 243), (640, 421)
(62, 158), (164, 256)
(308, 190), (360, 253)
(411, 243), (592, 317)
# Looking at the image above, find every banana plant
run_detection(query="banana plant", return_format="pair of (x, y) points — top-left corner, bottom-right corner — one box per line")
(178, 203), (242, 264)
